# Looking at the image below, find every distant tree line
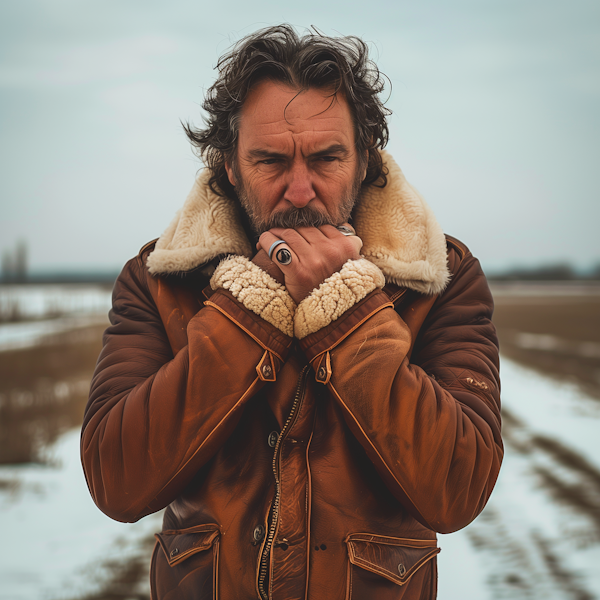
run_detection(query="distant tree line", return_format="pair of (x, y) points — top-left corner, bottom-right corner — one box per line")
(1, 241), (118, 285)
(1, 240), (598, 285)
(488, 263), (600, 281)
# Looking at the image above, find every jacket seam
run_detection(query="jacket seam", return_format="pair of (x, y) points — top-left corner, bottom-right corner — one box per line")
(142, 376), (262, 516)
(328, 382), (434, 530)
(307, 301), (394, 362)
(204, 300), (286, 363)
(345, 534), (437, 546)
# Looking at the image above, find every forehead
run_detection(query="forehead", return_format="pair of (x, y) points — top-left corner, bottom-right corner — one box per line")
(237, 79), (354, 148)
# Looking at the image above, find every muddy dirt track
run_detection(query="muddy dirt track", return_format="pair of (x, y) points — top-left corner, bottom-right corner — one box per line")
(1, 284), (599, 599)
(492, 285), (600, 400)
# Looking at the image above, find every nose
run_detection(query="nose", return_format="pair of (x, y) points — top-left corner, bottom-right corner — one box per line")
(283, 161), (315, 208)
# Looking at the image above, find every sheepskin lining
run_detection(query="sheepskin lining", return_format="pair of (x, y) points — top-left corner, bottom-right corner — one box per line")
(210, 256), (296, 337)
(147, 152), (450, 295)
(294, 259), (386, 339)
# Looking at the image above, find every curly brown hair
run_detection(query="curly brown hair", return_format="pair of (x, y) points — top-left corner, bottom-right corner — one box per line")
(183, 25), (391, 200)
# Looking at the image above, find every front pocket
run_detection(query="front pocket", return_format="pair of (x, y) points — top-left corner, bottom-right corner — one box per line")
(345, 533), (439, 600)
(151, 523), (220, 600)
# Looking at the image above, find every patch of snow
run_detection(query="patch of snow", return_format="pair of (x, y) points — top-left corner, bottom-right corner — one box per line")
(437, 528), (493, 600)
(0, 429), (161, 600)
(438, 356), (600, 599)
(500, 356), (600, 460)
(1, 357), (600, 599)
(0, 314), (109, 352)
(0, 284), (112, 322)
(513, 331), (600, 359)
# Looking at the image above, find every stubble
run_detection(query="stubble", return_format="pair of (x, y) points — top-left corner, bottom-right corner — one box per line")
(232, 162), (363, 236)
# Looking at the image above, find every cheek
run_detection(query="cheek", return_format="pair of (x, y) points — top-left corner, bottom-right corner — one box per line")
(315, 164), (358, 197)
(243, 166), (275, 190)
(243, 172), (284, 210)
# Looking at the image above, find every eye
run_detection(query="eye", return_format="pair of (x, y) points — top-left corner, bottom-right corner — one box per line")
(318, 156), (337, 162)
(259, 158), (281, 165)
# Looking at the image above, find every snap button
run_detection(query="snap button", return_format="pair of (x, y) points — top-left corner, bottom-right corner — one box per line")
(397, 563), (406, 577)
(318, 366), (327, 380)
(253, 525), (266, 543)
(268, 431), (279, 448)
(170, 548), (179, 558)
(262, 364), (273, 378)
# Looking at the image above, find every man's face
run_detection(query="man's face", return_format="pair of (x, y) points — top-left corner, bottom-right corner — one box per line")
(225, 79), (365, 235)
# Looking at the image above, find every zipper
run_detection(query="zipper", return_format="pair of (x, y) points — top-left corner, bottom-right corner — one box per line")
(257, 365), (310, 600)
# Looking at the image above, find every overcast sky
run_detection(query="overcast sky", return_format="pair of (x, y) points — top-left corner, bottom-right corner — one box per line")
(1, 0), (598, 274)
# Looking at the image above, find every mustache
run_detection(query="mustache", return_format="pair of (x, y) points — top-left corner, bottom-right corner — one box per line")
(256, 206), (335, 234)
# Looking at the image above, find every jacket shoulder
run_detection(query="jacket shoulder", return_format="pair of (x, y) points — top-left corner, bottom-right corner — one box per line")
(444, 234), (482, 281)
(445, 234), (468, 263)
(136, 239), (159, 269)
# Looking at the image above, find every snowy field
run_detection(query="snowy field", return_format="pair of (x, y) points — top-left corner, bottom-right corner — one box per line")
(438, 358), (600, 600)
(1, 356), (598, 599)
(0, 285), (112, 352)
(0, 284), (112, 322)
(1, 283), (599, 599)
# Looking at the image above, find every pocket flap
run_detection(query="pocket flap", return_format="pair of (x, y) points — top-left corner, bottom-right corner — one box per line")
(155, 523), (220, 567)
(346, 533), (440, 585)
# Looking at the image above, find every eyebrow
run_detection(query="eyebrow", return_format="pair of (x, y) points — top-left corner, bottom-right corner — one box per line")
(247, 144), (350, 160)
(311, 144), (350, 158)
(247, 149), (287, 160)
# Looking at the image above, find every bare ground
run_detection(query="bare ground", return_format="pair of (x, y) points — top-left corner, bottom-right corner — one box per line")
(1, 286), (599, 599)
(492, 289), (600, 400)
(0, 324), (107, 465)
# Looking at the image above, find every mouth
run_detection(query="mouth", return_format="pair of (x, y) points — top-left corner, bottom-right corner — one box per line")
(258, 206), (334, 233)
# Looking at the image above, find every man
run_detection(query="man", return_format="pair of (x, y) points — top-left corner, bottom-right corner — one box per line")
(81, 25), (502, 600)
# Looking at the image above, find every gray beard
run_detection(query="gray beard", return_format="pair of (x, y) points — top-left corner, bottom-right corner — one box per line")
(235, 174), (362, 237)
(241, 202), (338, 235)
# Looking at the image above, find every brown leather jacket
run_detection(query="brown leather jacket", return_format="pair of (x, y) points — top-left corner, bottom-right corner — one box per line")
(81, 155), (502, 600)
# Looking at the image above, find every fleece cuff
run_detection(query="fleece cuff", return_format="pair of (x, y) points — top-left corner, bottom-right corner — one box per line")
(210, 256), (296, 337)
(294, 258), (385, 339)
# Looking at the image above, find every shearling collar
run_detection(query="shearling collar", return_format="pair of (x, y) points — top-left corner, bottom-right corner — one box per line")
(147, 152), (450, 295)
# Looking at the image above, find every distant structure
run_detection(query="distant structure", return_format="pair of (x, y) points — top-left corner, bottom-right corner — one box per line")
(1, 241), (28, 283)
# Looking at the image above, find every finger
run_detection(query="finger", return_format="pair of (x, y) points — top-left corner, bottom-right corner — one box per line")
(258, 231), (298, 268)
(289, 226), (331, 245)
(318, 223), (363, 254)
(267, 227), (313, 255)
(257, 231), (285, 258)
(318, 224), (343, 239)
(252, 248), (285, 284)
(318, 223), (355, 239)
(349, 234), (364, 254)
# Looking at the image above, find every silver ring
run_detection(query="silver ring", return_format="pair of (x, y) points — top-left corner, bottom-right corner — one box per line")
(336, 225), (355, 237)
(275, 248), (292, 266)
(268, 240), (287, 260)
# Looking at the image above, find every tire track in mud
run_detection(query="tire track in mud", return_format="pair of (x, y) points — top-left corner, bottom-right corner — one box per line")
(465, 407), (600, 600)
(60, 531), (157, 600)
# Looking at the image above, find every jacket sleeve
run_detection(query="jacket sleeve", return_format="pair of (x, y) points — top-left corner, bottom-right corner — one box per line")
(299, 245), (502, 534)
(81, 254), (292, 523)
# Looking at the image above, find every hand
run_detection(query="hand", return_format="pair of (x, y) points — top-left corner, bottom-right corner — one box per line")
(251, 248), (285, 285)
(256, 224), (363, 304)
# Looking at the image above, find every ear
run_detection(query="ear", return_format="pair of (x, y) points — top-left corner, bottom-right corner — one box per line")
(224, 160), (236, 187)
